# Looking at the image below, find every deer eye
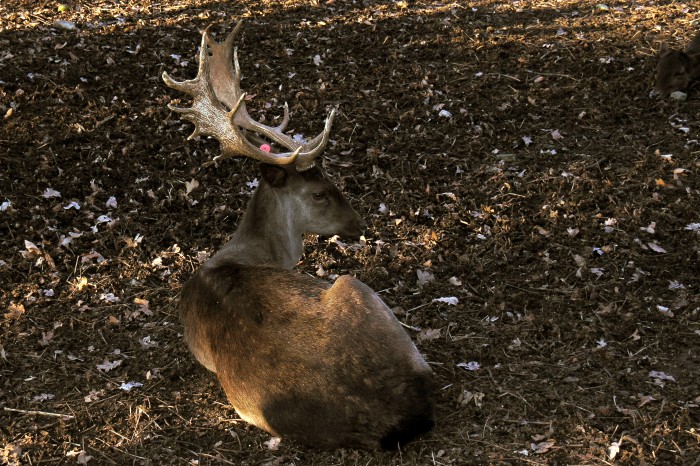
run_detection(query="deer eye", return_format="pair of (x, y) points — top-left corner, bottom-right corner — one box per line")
(312, 192), (327, 201)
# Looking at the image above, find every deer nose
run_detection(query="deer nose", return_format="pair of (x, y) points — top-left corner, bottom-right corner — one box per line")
(344, 217), (367, 239)
(359, 218), (368, 231)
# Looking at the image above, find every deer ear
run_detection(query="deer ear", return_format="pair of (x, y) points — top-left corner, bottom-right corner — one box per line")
(259, 164), (288, 187)
(659, 42), (671, 57)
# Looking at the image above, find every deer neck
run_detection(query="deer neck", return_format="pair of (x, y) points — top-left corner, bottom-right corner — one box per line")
(208, 183), (303, 270)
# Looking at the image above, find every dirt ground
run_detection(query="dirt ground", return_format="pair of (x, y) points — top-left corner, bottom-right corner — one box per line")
(1, 0), (699, 464)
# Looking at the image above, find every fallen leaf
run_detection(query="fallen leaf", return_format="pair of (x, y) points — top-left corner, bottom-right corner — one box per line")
(457, 361), (480, 371)
(668, 280), (685, 290)
(264, 437), (282, 450)
(647, 242), (667, 253)
(458, 390), (485, 407)
(5, 302), (25, 319)
(640, 222), (656, 234)
(185, 178), (199, 195)
(77, 450), (93, 465)
(119, 381), (143, 391)
(72, 276), (89, 292)
(416, 269), (434, 287)
(531, 440), (556, 454)
(22, 240), (41, 258)
(532, 424), (555, 442)
(84, 390), (103, 402)
(417, 328), (441, 342)
(42, 188), (61, 198)
(96, 359), (123, 372)
(81, 252), (105, 264)
(100, 293), (120, 303)
(38, 330), (54, 346)
(432, 296), (459, 306)
(636, 394), (656, 407)
(648, 370), (675, 382)
(134, 298), (150, 312)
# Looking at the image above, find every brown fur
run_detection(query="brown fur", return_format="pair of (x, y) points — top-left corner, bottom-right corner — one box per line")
(179, 163), (435, 449)
(181, 262), (434, 449)
(655, 31), (700, 97)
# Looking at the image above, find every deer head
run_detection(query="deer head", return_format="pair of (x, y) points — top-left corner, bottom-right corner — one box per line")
(162, 22), (365, 269)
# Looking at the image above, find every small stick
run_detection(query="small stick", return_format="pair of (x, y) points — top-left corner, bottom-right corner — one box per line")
(398, 320), (422, 332)
(4, 407), (75, 420)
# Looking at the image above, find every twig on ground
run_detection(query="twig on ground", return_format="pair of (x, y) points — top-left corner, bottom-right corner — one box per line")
(4, 407), (75, 420)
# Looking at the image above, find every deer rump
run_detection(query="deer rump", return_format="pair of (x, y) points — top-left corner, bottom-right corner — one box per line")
(180, 260), (435, 450)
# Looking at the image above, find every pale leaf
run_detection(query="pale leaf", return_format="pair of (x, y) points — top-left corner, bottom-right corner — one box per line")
(185, 179), (199, 195)
(432, 296), (459, 305)
(647, 242), (667, 253)
(96, 359), (122, 372)
(417, 328), (442, 342)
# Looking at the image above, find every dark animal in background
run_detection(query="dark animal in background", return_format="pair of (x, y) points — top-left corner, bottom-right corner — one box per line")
(162, 22), (435, 450)
(655, 30), (700, 97)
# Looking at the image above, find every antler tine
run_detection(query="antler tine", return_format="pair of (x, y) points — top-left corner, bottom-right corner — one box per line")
(294, 107), (336, 171)
(276, 102), (290, 133)
(228, 47), (302, 149)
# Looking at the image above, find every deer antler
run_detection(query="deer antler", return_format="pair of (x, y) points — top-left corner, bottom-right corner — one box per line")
(162, 20), (335, 171)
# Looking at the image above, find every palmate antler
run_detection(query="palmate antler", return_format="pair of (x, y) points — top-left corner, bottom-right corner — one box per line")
(162, 20), (335, 171)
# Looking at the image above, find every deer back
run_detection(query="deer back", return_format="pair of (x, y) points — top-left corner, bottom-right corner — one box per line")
(180, 260), (434, 449)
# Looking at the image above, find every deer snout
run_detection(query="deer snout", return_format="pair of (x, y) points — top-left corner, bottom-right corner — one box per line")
(346, 217), (367, 239)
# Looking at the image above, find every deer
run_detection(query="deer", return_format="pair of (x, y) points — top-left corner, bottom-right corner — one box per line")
(655, 30), (700, 98)
(162, 21), (435, 450)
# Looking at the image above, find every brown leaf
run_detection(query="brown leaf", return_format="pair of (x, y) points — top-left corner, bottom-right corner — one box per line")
(5, 302), (25, 320)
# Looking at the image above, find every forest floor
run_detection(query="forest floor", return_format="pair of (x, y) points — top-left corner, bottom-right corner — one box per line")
(1, 0), (699, 464)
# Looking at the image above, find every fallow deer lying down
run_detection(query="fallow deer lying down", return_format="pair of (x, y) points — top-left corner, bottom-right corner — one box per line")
(655, 30), (700, 97)
(162, 22), (435, 450)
